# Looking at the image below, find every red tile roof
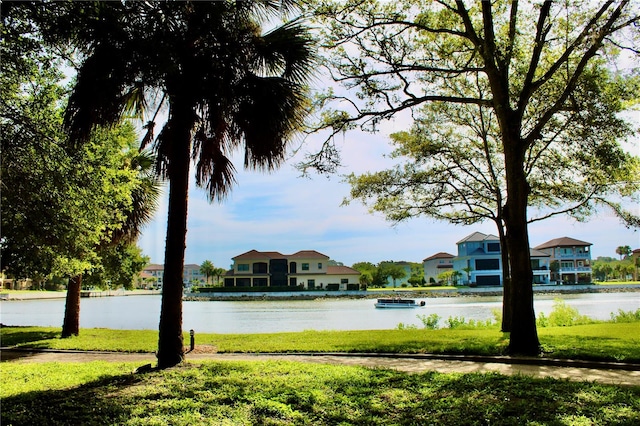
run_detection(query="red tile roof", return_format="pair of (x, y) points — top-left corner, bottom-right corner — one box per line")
(232, 250), (329, 260)
(534, 237), (592, 249)
(327, 265), (360, 275)
(232, 250), (287, 260)
(423, 252), (455, 262)
(289, 250), (330, 259)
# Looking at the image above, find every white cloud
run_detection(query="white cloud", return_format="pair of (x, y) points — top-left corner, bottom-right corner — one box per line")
(138, 124), (639, 269)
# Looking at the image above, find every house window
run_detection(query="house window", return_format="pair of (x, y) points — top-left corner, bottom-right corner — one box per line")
(237, 264), (250, 272)
(341, 279), (348, 284)
(318, 263), (323, 269)
(236, 278), (251, 287)
(475, 259), (499, 270)
(302, 263), (309, 271)
(486, 242), (500, 252)
(253, 278), (268, 287)
(308, 279), (315, 289)
(253, 262), (268, 274)
(560, 261), (574, 269)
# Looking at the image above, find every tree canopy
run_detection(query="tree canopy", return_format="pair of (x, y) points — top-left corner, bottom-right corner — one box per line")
(308, 0), (640, 355)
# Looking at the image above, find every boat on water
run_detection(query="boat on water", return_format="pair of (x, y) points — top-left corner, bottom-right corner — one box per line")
(374, 298), (426, 309)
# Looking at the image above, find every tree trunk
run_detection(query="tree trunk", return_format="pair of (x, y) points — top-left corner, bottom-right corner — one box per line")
(156, 102), (193, 369)
(502, 135), (540, 356)
(61, 274), (82, 337)
(497, 224), (512, 331)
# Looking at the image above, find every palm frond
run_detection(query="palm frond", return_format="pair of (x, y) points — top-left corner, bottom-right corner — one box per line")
(259, 19), (317, 82)
(235, 75), (308, 170)
(194, 130), (237, 201)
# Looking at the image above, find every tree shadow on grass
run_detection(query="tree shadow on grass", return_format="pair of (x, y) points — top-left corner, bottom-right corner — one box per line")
(0, 326), (60, 347)
(3, 361), (639, 425)
(1, 372), (143, 426)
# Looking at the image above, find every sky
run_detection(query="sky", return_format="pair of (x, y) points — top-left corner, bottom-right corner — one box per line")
(137, 117), (640, 270)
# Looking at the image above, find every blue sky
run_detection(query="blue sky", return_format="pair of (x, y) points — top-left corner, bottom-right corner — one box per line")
(138, 121), (640, 270)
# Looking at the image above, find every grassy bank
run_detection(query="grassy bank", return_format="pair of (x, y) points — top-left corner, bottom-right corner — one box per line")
(2, 359), (639, 425)
(2, 321), (639, 363)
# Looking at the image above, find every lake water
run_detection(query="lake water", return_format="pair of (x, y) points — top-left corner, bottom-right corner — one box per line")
(1, 292), (638, 334)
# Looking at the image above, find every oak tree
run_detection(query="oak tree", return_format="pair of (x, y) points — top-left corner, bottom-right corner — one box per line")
(308, 0), (640, 354)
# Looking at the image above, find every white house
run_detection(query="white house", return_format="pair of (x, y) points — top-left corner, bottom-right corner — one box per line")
(534, 237), (592, 284)
(422, 252), (455, 284)
(224, 250), (361, 290)
(140, 263), (206, 288)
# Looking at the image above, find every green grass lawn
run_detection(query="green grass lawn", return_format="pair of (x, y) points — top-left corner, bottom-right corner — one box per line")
(1, 359), (639, 425)
(3, 319), (639, 425)
(2, 322), (639, 362)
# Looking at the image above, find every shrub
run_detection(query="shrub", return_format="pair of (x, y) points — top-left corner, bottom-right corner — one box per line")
(538, 299), (592, 327)
(395, 322), (418, 330)
(417, 313), (441, 329)
(610, 308), (640, 323)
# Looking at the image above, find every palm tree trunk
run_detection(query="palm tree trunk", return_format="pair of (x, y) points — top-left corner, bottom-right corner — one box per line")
(156, 104), (193, 369)
(61, 274), (82, 337)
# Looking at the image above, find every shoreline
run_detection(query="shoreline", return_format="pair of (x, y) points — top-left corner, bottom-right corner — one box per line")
(184, 284), (640, 301)
(0, 289), (161, 301)
(1, 284), (638, 301)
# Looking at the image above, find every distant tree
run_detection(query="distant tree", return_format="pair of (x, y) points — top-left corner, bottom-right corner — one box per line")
(378, 262), (407, 288)
(212, 267), (227, 286)
(352, 262), (376, 286)
(200, 261), (215, 285)
(371, 267), (390, 288)
(615, 245), (632, 260)
(462, 267), (474, 285)
(437, 270), (454, 286)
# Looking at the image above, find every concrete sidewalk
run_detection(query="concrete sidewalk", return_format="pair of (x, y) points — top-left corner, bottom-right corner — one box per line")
(2, 348), (639, 387)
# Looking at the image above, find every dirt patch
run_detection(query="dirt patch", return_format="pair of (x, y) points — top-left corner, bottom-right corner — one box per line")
(185, 345), (218, 354)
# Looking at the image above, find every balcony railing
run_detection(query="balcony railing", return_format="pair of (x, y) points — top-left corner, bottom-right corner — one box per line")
(556, 253), (590, 259)
(558, 267), (592, 272)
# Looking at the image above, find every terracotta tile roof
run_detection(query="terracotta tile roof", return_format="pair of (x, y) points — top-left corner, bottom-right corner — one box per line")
(232, 250), (286, 260)
(327, 265), (360, 275)
(534, 237), (592, 249)
(289, 250), (330, 259)
(423, 252), (455, 262)
(143, 264), (164, 271)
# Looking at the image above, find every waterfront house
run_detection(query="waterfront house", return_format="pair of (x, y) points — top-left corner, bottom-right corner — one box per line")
(533, 237), (593, 284)
(452, 232), (551, 286)
(140, 263), (206, 289)
(422, 252), (455, 284)
(224, 249), (360, 290)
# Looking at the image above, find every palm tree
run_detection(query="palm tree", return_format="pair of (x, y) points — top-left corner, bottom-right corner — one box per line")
(200, 260), (215, 285)
(60, 1), (315, 368)
(615, 245), (632, 260)
(212, 267), (227, 286)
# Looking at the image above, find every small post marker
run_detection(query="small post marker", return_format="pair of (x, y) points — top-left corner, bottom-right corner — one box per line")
(189, 329), (195, 352)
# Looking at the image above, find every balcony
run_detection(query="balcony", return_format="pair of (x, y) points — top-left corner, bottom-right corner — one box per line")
(558, 267), (592, 273)
(556, 252), (590, 259)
